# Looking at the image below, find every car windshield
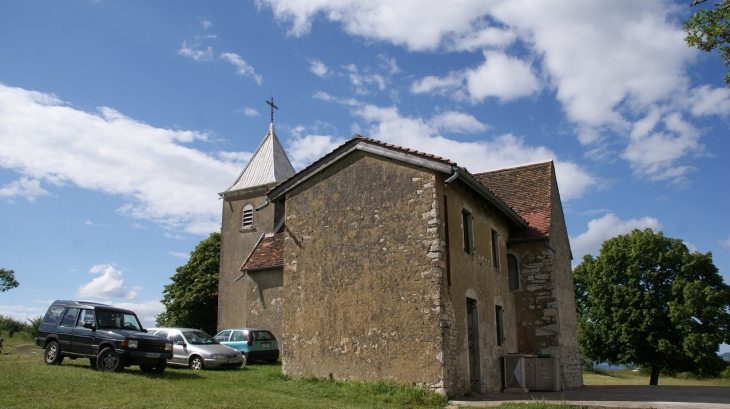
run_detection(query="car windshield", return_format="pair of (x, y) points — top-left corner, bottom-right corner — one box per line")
(183, 330), (218, 345)
(96, 309), (143, 331)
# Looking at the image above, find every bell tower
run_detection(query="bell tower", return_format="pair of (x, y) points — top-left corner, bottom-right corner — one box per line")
(217, 99), (294, 332)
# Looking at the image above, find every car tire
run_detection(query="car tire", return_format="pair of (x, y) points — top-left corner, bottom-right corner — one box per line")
(44, 341), (63, 365)
(97, 348), (124, 372)
(141, 359), (166, 374)
(151, 359), (167, 374)
(189, 355), (204, 371)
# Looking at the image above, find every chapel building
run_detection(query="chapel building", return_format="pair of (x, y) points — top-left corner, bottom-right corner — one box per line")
(217, 121), (583, 396)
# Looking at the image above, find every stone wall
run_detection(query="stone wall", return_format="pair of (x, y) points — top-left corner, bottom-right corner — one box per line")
(218, 184), (283, 336)
(547, 170), (583, 389)
(438, 178), (519, 395)
(281, 152), (446, 391)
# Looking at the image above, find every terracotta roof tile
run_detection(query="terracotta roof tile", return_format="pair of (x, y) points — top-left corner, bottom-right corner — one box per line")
(240, 231), (285, 271)
(474, 161), (553, 239)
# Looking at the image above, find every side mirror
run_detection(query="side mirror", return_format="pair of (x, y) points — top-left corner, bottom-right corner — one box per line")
(176, 341), (186, 346)
(141, 328), (148, 333)
(83, 323), (96, 331)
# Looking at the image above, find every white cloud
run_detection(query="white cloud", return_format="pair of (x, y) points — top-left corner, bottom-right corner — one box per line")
(345, 64), (385, 95)
(429, 111), (489, 134)
(0, 84), (246, 234)
(720, 236), (730, 249)
(570, 213), (662, 260)
(237, 107), (260, 117)
(178, 39), (214, 62)
(622, 111), (702, 182)
(200, 19), (213, 29)
(0, 303), (48, 323)
(107, 300), (165, 328)
(465, 51), (540, 102)
(261, 0), (723, 186)
(258, 0), (493, 51)
(220, 53), (263, 85)
(0, 177), (50, 202)
(309, 59), (329, 77)
(217, 151), (253, 163)
(287, 134), (348, 170)
(686, 85), (730, 117)
(76, 264), (139, 300)
(312, 95), (595, 200)
(168, 251), (190, 259)
(411, 51), (539, 103)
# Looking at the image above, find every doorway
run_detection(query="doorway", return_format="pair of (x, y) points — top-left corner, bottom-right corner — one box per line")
(466, 298), (480, 391)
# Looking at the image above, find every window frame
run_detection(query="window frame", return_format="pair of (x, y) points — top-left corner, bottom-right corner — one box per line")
(495, 305), (504, 346)
(241, 204), (254, 230)
(462, 209), (473, 254)
(491, 229), (500, 269)
(507, 254), (520, 292)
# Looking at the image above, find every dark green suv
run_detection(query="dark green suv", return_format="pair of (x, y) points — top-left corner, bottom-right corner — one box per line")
(35, 300), (173, 373)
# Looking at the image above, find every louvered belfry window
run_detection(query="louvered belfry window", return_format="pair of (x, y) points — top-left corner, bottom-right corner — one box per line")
(242, 204), (254, 229)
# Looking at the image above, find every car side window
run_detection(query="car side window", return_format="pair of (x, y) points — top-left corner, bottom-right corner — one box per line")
(76, 310), (96, 327)
(231, 331), (245, 342)
(42, 306), (64, 325)
(60, 308), (79, 327)
(215, 330), (231, 342)
(170, 334), (184, 344)
(254, 331), (273, 341)
(155, 331), (169, 338)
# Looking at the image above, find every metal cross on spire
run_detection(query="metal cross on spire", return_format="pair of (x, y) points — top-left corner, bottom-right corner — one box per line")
(266, 97), (279, 124)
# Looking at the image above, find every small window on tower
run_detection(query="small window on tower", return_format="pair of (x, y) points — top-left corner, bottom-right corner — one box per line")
(242, 204), (254, 229)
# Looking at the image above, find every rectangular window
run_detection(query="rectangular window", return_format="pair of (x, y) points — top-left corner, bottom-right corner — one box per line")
(508, 254), (519, 291)
(462, 209), (473, 254)
(491, 229), (500, 268)
(495, 305), (504, 346)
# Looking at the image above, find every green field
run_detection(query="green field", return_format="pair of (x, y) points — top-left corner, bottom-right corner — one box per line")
(2, 335), (729, 408)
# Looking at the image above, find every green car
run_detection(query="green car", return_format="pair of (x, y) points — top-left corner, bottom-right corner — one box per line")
(214, 328), (279, 364)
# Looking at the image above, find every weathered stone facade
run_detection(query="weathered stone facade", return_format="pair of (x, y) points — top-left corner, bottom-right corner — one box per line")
(218, 134), (583, 397)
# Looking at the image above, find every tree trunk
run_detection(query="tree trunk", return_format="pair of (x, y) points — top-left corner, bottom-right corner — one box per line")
(649, 366), (660, 385)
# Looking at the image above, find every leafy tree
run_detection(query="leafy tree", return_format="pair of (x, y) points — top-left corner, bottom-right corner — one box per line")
(156, 232), (220, 335)
(684, 0), (730, 86)
(574, 228), (730, 385)
(0, 268), (19, 292)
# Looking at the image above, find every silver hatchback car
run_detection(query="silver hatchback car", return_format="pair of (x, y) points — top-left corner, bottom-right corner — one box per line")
(147, 328), (244, 370)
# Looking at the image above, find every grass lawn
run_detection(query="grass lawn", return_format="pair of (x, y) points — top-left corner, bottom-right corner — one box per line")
(2, 334), (729, 409)
(0, 335), (447, 409)
(583, 368), (730, 386)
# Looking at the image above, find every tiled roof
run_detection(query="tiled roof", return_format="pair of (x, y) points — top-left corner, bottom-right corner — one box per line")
(240, 231), (285, 271)
(473, 161), (554, 239)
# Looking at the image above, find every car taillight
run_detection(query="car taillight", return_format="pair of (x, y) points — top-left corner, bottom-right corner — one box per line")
(247, 332), (253, 347)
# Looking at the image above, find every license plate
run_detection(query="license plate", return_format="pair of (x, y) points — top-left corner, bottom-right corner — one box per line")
(260, 342), (271, 348)
(145, 353), (160, 358)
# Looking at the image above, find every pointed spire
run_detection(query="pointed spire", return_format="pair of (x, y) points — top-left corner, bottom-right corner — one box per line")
(224, 123), (295, 193)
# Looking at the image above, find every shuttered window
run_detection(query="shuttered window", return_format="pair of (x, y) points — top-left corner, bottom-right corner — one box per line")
(242, 204), (254, 229)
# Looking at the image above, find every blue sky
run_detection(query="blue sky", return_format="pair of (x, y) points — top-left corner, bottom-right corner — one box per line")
(1, 0), (729, 351)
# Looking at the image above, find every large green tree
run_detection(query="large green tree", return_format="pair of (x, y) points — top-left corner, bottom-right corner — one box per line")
(574, 228), (730, 385)
(685, 0), (730, 86)
(0, 268), (19, 292)
(156, 232), (220, 335)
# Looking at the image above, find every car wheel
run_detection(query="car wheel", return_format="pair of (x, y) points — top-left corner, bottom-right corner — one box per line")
(97, 348), (124, 372)
(151, 359), (167, 374)
(189, 355), (204, 371)
(44, 341), (63, 365)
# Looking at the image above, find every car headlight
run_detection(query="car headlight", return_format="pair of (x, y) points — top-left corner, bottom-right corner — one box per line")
(121, 339), (138, 348)
(210, 354), (227, 359)
(165, 343), (173, 351)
